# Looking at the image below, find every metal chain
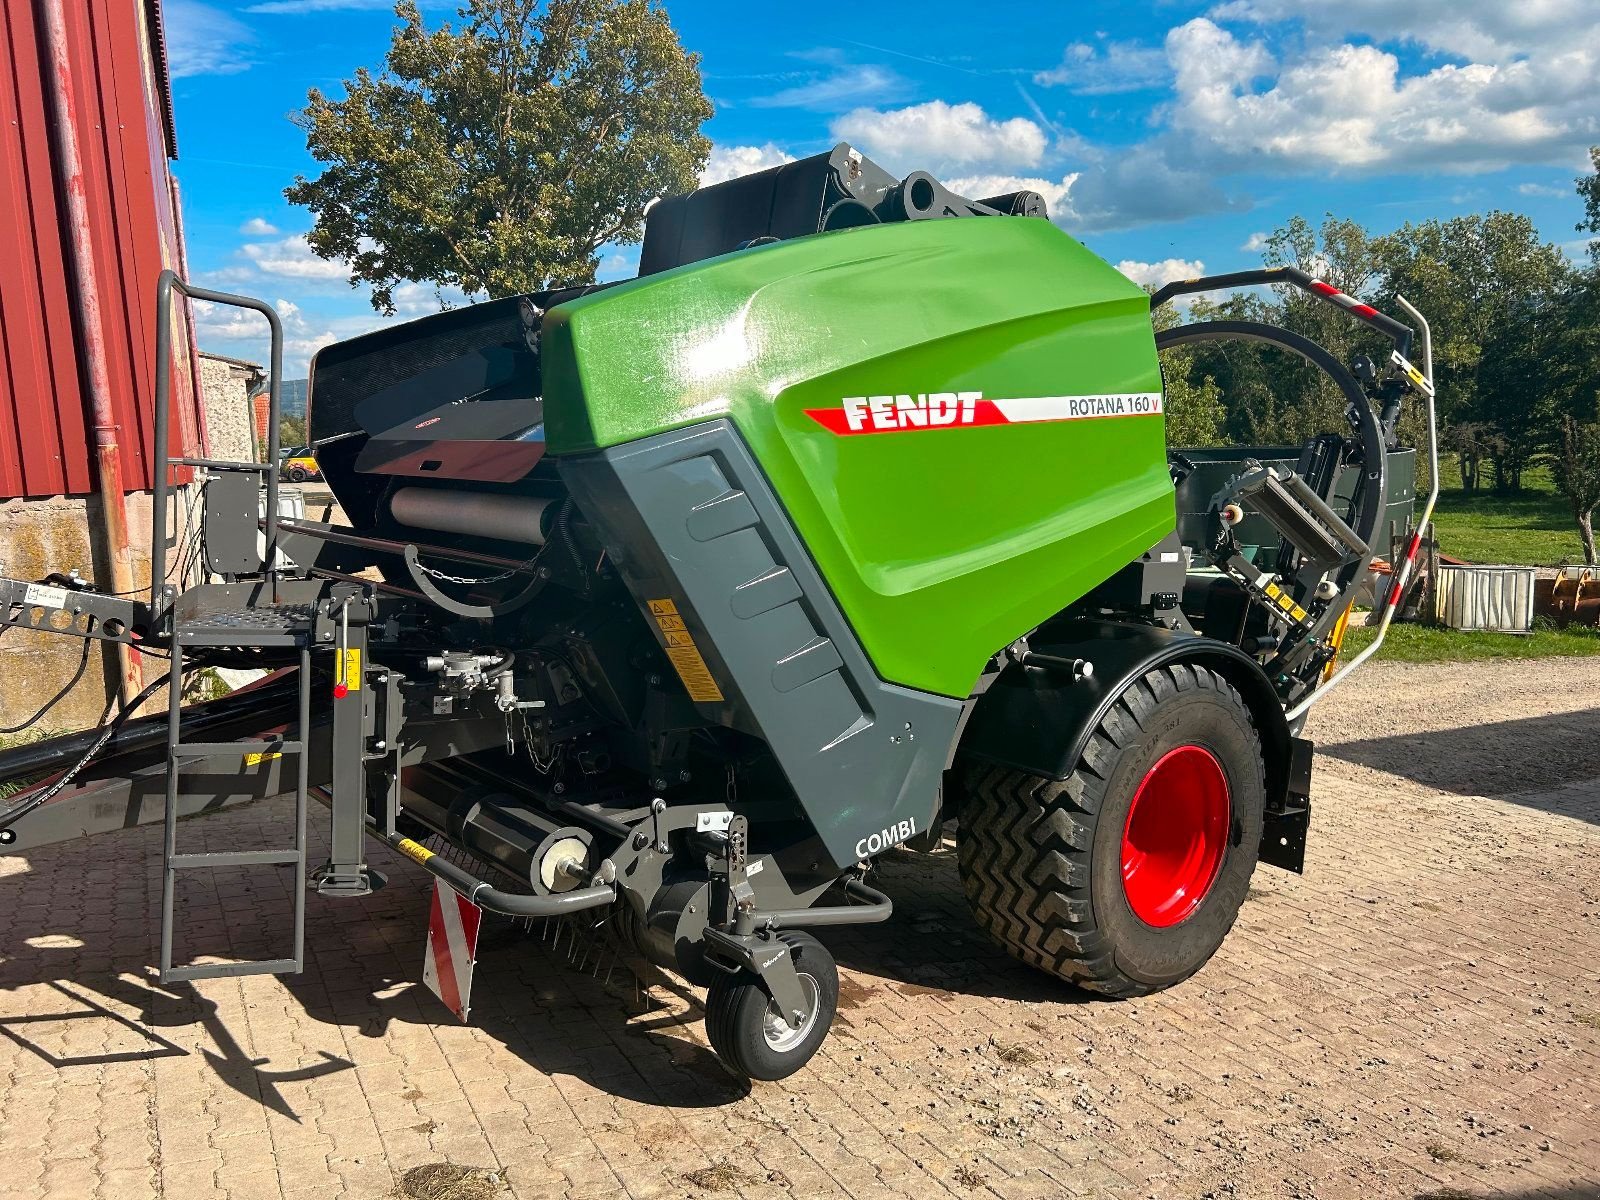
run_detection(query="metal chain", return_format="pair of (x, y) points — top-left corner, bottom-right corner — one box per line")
(413, 541), (548, 586)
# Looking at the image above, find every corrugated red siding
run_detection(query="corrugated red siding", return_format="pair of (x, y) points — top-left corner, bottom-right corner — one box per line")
(0, 0), (200, 499)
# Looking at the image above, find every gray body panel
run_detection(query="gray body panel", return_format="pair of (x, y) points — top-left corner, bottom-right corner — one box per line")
(559, 420), (963, 873)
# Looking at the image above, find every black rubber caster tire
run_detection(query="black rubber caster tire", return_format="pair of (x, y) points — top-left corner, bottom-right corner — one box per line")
(287, 466), (308, 482)
(705, 931), (838, 1081)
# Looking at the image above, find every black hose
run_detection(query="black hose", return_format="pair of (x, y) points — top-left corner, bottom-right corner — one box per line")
(0, 635), (92, 736)
(0, 672), (168, 840)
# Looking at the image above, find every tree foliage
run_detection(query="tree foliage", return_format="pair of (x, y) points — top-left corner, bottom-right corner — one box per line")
(1163, 211), (1581, 486)
(1580, 146), (1600, 266)
(1556, 407), (1600, 564)
(286, 0), (712, 313)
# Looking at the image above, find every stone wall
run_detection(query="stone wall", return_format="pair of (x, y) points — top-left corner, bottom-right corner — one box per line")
(198, 353), (262, 465)
(0, 489), (192, 733)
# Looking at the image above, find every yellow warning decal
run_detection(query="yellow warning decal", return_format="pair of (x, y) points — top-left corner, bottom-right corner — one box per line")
(647, 598), (725, 703)
(341, 647), (363, 692)
(395, 837), (435, 867)
(243, 751), (283, 768)
(1263, 582), (1309, 623)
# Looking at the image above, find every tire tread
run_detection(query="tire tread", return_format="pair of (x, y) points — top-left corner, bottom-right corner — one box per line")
(957, 664), (1263, 998)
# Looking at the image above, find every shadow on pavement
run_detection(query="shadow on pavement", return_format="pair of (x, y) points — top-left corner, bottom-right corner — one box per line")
(1320, 708), (1600, 824)
(0, 817), (1099, 1120)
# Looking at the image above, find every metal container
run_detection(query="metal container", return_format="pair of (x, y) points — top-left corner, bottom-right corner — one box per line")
(1433, 564), (1536, 633)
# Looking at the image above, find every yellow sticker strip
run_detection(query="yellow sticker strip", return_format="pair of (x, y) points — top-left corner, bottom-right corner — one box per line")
(341, 647), (363, 692)
(395, 837), (435, 867)
(243, 751), (283, 768)
(1264, 582), (1309, 624)
(647, 598), (725, 703)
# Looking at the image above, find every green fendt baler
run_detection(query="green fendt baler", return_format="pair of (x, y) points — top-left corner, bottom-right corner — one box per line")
(0, 143), (1436, 1081)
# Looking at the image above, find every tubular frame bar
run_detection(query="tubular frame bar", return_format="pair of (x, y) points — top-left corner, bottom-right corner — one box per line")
(369, 824), (618, 917)
(1150, 266), (1413, 357)
(153, 270), (285, 618)
(743, 878), (894, 931)
(1287, 293), (1439, 720)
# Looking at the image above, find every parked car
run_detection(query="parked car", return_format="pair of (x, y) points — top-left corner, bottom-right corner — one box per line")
(279, 446), (320, 483)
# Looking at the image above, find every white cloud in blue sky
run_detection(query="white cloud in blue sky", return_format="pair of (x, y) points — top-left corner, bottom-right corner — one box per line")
(164, 0), (1600, 375)
(163, 0), (253, 78)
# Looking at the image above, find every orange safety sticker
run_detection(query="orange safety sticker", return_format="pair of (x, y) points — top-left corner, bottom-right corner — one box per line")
(647, 598), (725, 703)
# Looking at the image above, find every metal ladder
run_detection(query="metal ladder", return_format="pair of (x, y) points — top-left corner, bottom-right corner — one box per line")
(151, 270), (314, 982)
(159, 641), (312, 982)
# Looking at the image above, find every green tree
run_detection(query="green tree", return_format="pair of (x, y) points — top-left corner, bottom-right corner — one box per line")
(1578, 146), (1600, 265)
(1161, 217), (1389, 449)
(1152, 301), (1224, 447)
(286, 0), (712, 313)
(1375, 212), (1573, 490)
(1555, 407), (1600, 563)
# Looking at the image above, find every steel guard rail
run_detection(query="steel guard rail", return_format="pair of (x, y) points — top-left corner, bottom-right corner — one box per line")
(1150, 266), (1414, 358)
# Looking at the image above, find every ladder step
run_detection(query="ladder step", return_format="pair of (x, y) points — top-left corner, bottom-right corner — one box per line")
(171, 741), (303, 759)
(161, 958), (300, 983)
(169, 850), (301, 868)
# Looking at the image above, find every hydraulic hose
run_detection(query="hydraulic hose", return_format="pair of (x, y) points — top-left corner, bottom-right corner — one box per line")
(0, 672), (168, 842)
(0, 635), (91, 736)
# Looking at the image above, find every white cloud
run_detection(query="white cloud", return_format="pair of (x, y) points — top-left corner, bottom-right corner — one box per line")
(1210, 0), (1600, 62)
(943, 173), (1079, 219)
(832, 100), (1049, 175)
(1518, 182), (1569, 198)
(241, 235), (350, 280)
(1057, 143), (1247, 232)
(385, 281), (477, 317)
(239, 217), (279, 236)
(1035, 41), (1169, 94)
(1115, 258), (1206, 288)
(1161, 17), (1600, 174)
(1241, 231), (1270, 252)
(596, 249), (640, 283)
(163, 0), (253, 78)
(1016, 9), (1600, 232)
(750, 64), (908, 111)
(700, 143), (795, 187)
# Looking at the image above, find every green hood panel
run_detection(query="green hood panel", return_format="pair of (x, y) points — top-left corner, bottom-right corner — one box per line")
(542, 217), (1175, 697)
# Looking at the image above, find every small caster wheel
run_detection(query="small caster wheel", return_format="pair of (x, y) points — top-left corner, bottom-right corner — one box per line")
(705, 930), (837, 1081)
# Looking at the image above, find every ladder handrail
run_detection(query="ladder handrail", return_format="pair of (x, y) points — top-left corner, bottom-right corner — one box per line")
(152, 270), (285, 617)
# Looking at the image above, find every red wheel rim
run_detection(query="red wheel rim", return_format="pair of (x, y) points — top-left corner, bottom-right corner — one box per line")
(1121, 745), (1231, 928)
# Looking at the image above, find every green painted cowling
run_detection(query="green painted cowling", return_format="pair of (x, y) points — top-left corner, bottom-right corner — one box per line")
(541, 215), (1175, 698)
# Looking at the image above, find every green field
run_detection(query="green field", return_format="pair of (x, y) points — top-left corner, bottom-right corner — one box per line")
(1341, 618), (1600, 663)
(1429, 462), (1587, 567)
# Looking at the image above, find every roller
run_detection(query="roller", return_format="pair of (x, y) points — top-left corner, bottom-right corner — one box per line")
(390, 487), (556, 545)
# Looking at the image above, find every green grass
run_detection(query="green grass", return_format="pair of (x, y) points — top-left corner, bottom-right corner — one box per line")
(0, 730), (55, 800)
(1341, 618), (1600, 663)
(1429, 462), (1588, 567)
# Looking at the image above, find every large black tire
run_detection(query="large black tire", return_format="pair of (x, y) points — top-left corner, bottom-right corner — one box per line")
(705, 931), (838, 1081)
(957, 662), (1266, 998)
(286, 465), (309, 483)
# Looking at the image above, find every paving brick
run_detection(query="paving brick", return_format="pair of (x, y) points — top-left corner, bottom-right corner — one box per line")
(3, 659), (1599, 1198)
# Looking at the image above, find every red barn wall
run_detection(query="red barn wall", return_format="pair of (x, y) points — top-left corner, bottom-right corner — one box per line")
(0, 0), (201, 500)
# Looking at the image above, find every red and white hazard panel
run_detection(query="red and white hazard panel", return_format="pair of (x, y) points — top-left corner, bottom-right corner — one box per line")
(421, 879), (482, 1023)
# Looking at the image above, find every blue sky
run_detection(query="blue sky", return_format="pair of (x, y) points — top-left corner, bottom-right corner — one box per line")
(164, 0), (1600, 375)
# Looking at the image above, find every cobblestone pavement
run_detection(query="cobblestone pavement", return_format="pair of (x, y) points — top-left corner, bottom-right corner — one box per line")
(1, 658), (1596, 1200)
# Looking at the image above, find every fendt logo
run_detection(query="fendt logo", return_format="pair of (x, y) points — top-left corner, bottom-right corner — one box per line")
(805, 390), (1163, 435)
